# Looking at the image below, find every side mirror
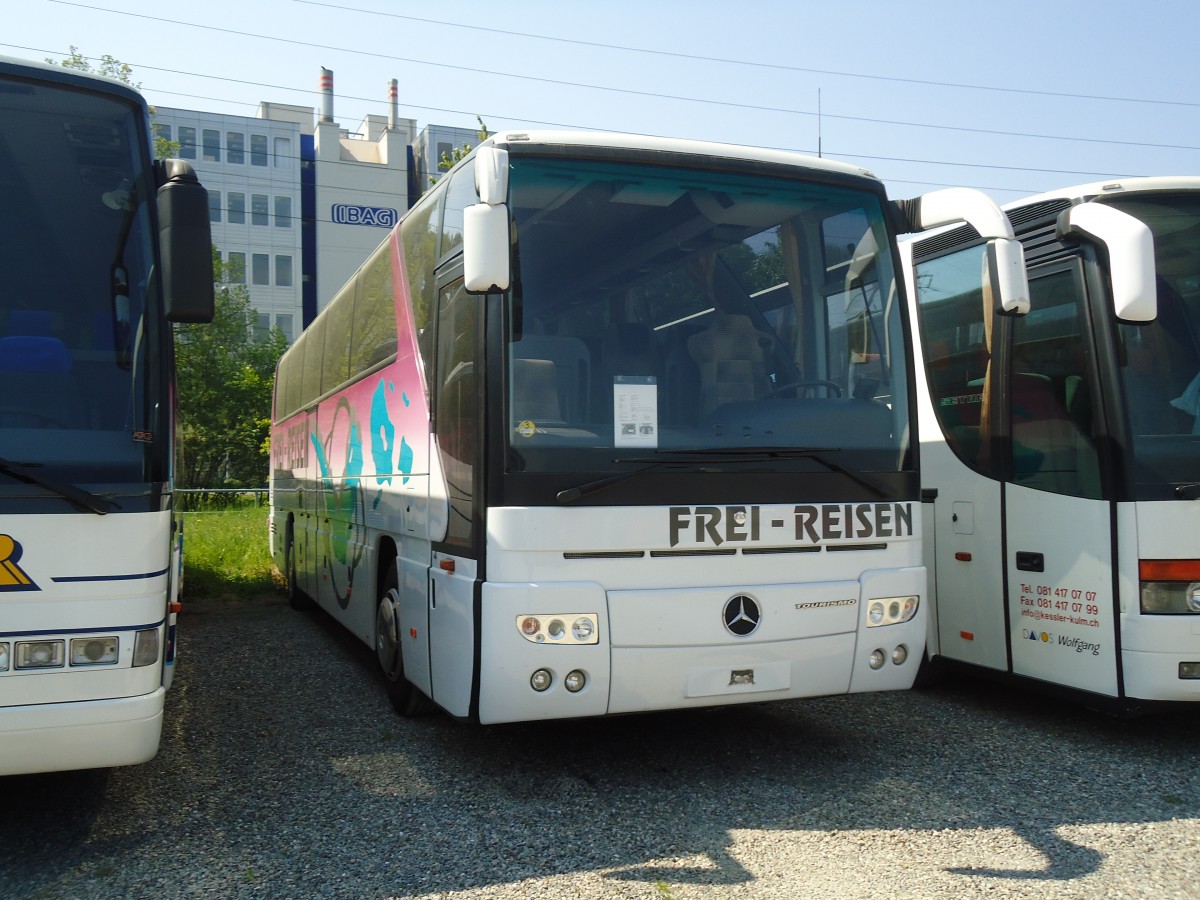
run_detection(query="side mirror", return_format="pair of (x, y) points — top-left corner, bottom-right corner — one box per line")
(157, 160), (215, 323)
(463, 145), (511, 293)
(986, 237), (1030, 316)
(464, 204), (510, 293)
(895, 187), (1030, 315)
(1056, 203), (1157, 323)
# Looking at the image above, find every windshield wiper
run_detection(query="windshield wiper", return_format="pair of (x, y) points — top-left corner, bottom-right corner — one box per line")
(556, 447), (892, 504)
(658, 446), (892, 497)
(0, 456), (117, 515)
(1177, 483), (1200, 500)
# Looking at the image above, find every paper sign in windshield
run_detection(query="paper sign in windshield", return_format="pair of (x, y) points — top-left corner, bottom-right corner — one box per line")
(613, 376), (658, 448)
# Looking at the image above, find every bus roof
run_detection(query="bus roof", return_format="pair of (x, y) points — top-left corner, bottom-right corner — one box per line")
(0, 53), (148, 108)
(1006, 176), (1200, 211)
(478, 130), (881, 185)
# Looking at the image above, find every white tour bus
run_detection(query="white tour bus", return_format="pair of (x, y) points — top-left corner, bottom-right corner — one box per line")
(901, 176), (1200, 711)
(269, 131), (1026, 723)
(0, 56), (214, 775)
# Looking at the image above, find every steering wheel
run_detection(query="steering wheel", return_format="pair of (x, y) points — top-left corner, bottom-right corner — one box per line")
(764, 380), (842, 399)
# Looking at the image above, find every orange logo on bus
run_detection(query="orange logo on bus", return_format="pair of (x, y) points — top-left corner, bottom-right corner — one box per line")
(0, 534), (38, 592)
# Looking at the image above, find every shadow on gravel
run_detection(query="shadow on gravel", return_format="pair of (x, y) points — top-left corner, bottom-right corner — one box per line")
(3, 595), (1199, 898)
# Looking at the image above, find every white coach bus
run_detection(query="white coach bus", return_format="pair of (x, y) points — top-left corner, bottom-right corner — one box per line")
(0, 56), (214, 774)
(269, 131), (1026, 723)
(902, 177), (1200, 711)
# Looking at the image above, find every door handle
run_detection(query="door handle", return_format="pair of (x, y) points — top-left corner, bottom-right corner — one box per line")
(1015, 551), (1044, 572)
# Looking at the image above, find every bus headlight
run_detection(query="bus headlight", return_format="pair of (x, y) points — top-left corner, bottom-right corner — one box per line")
(1139, 561), (1200, 614)
(0, 642), (9, 671)
(1140, 582), (1200, 614)
(70, 637), (118, 666)
(866, 595), (918, 627)
(515, 613), (599, 644)
(16, 640), (65, 669)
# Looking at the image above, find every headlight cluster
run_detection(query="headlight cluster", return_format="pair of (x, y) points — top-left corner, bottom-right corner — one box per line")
(1139, 560), (1200, 615)
(515, 614), (599, 645)
(866, 595), (919, 627)
(0, 629), (161, 673)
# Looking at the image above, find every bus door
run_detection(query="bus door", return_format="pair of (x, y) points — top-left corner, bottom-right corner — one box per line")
(1001, 260), (1119, 695)
(427, 267), (484, 717)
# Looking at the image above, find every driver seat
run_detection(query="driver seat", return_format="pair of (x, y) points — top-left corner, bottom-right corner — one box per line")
(687, 314), (773, 416)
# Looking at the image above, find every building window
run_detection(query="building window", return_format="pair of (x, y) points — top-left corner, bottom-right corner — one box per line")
(208, 190), (222, 223)
(251, 193), (269, 226)
(254, 314), (270, 342)
(153, 123), (171, 142)
(202, 129), (220, 162)
(274, 196), (292, 228)
(228, 252), (246, 284)
(228, 192), (246, 225)
(178, 126), (196, 160)
(252, 253), (270, 285)
(276, 314), (293, 342)
(250, 134), (268, 166)
(227, 132), (244, 164)
(276, 255), (293, 287)
(273, 136), (291, 168)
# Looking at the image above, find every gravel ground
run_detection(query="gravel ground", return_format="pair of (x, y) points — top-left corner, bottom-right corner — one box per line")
(2, 593), (1199, 899)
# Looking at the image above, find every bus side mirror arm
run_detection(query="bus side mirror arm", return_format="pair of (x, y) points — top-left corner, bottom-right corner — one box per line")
(892, 188), (1030, 315)
(464, 146), (511, 293)
(1056, 203), (1157, 323)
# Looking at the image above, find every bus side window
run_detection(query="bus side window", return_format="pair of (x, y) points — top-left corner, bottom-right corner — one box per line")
(1009, 265), (1103, 499)
(434, 279), (479, 550)
(913, 245), (997, 478)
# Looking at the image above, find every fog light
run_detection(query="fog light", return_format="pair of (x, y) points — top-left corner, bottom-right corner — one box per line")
(16, 640), (65, 669)
(564, 670), (586, 693)
(531, 668), (553, 692)
(892, 644), (908, 666)
(71, 637), (118, 666)
(572, 617), (594, 642)
(1180, 662), (1200, 680)
(0, 642), (9, 671)
(868, 649), (885, 670)
(132, 629), (159, 668)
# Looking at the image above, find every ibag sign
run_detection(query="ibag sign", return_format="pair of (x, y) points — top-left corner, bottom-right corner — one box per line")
(332, 204), (397, 228)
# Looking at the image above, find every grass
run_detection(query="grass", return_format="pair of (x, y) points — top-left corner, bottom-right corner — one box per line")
(181, 505), (283, 599)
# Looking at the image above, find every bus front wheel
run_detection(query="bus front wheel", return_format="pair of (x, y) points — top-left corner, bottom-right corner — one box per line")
(376, 561), (433, 716)
(286, 525), (314, 611)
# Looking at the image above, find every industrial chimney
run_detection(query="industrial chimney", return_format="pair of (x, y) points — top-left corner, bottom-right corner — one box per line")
(319, 67), (334, 124)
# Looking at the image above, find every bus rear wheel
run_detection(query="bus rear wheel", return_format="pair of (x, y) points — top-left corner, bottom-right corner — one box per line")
(376, 561), (434, 716)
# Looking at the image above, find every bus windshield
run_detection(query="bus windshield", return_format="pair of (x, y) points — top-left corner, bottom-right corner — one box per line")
(505, 155), (908, 476)
(1107, 194), (1200, 495)
(0, 72), (159, 487)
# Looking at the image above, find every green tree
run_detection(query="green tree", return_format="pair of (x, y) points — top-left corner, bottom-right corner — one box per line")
(432, 115), (489, 183)
(47, 46), (179, 158)
(174, 250), (288, 496)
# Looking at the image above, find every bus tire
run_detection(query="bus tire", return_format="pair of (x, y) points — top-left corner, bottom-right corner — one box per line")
(286, 525), (315, 611)
(376, 561), (434, 716)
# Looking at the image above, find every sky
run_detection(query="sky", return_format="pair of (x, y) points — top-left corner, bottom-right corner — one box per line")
(5, 0), (1200, 205)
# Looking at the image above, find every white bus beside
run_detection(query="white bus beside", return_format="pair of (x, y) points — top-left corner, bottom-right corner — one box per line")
(902, 177), (1200, 711)
(269, 131), (1025, 723)
(0, 56), (214, 775)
